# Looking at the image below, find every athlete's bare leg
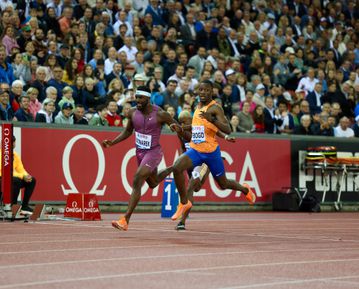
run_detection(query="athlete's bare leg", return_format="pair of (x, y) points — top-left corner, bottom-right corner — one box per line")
(146, 166), (173, 188)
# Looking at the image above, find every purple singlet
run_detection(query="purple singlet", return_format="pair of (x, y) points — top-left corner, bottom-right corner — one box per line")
(132, 105), (163, 171)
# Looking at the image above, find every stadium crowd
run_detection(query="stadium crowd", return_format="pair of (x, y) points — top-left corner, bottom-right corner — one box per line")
(0, 0), (358, 137)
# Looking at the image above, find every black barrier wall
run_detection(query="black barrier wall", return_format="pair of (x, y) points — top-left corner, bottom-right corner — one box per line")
(290, 135), (359, 204)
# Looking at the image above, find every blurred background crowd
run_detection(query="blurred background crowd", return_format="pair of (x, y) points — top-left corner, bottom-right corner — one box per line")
(0, 0), (358, 137)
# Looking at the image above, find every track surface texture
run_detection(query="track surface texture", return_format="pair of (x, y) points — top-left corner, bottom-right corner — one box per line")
(1, 212), (359, 289)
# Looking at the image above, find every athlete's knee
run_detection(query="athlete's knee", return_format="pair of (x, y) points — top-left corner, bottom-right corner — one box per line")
(147, 180), (158, 189)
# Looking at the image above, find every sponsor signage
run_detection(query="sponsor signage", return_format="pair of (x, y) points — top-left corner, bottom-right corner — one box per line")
(64, 193), (101, 220)
(21, 127), (291, 203)
(1, 123), (13, 204)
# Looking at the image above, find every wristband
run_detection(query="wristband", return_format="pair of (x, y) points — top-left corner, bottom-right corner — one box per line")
(225, 135), (229, 140)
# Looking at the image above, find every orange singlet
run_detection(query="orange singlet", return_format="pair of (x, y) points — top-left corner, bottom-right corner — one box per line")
(190, 100), (219, 153)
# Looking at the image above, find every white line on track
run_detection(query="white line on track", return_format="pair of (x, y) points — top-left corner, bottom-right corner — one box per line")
(1, 246), (359, 270)
(217, 275), (359, 289)
(1, 259), (359, 288)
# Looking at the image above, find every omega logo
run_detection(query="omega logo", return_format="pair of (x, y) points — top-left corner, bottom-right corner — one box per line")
(61, 134), (107, 196)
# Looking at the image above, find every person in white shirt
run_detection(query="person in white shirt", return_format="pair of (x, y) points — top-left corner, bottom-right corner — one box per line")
(334, 116), (355, 137)
(113, 10), (133, 37)
(104, 47), (118, 75)
(118, 36), (138, 64)
(297, 68), (319, 93)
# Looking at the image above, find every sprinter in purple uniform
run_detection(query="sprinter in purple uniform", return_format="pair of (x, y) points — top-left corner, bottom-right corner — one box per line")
(103, 86), (189, 231)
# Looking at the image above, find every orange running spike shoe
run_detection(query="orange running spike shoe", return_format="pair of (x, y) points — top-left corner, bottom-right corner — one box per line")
(111, 217), (128, 231)
(243, 183), (256, 205)
(171, 201), (192, 221)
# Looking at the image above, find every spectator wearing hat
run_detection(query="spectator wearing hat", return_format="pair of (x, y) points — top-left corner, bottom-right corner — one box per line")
(262, 13), (277, 36)
(0, 88), (14, 121)
(14, 95), (34, 122)
(57, 44), (70, 69)
(16, 26), (33, 53)
(253, 83), (266, 108)
(55, 102), (74, 124)
(225, 68), (240, 104)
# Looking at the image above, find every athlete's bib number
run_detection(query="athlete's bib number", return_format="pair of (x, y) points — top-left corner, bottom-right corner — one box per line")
(135, 132), (152, 149)
(191, 125), (205, 144)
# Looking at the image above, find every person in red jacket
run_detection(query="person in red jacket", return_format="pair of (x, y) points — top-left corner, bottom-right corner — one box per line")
(105, 100), (122, 127)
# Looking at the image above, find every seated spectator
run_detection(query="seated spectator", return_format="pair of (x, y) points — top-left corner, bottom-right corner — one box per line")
(311, 112), (334, 137)
(0, 89), (14, 121)
(252, 105), (265, 133)
(89, 104), (109, 126)
(73, 104), (88, 125)
(27, 87), (42, 119)
(277, 100), (295, 134)
(14, 95), (34, 122)
(9, 80), (25, 112)
(0, 136), (36, 215)
(334, 116), (355, 138)
(35, 98), (55, 123)
(47, 65), (67, 99)
(237, 101), (254, 133)
(58, 86), (75, 111)
(294, 114), (314, 135)
(229, 115), (240, 133)
(54, 102), (74, 124)
(105, 100), (122, 127)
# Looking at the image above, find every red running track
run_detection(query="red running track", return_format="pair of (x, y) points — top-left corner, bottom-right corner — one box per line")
(0, 212), (359, 289)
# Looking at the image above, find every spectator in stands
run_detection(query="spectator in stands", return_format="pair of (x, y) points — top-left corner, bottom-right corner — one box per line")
(27, 87), (41, 119)
(229, 115), (240, 133)
(294, 114), (314, 135)
(334, 116), (355, 138)
(58, 86), (75, 111)
(89, 104), (109, 126)
(54, 102), (74, 124)
(105, 100), (122, 127)
(162, 79), (178, 112)
(9, 80), (24, 113)
(187, 46), (206, 79)
(352, 115), (359, 137)
(48, 65), (67, 99)
(14, 95), (34, 122)
(252, 105), (265, 133)
(35, 98), (55, 123)
(0, 135), (36, 215)
(306, 82), (323, 115)
(237, 101), (254, 133)
(0, 88), (14, 121)
(0, 45), (14, 84)
(73, 104), (88, 125)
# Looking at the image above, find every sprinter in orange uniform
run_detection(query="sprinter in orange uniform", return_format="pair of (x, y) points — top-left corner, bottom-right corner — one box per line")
(171, 80), (256, 221)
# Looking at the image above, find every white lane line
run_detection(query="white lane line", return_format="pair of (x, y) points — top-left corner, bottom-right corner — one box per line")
(1, 259), (359, 288)
(0, 240), (276, 255)
(217, 275), (359, 289)
(1, 246), (359, 270)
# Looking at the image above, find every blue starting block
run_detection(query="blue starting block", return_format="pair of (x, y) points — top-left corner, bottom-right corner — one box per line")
(161, 178), (179, 218)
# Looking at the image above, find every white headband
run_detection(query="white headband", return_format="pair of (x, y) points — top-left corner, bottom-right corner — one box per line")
(136, 90), (151, 97)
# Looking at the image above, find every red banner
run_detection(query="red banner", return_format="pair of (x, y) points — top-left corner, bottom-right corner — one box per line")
(20, 127), (291, 203)
(1, 123), (13, 204)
